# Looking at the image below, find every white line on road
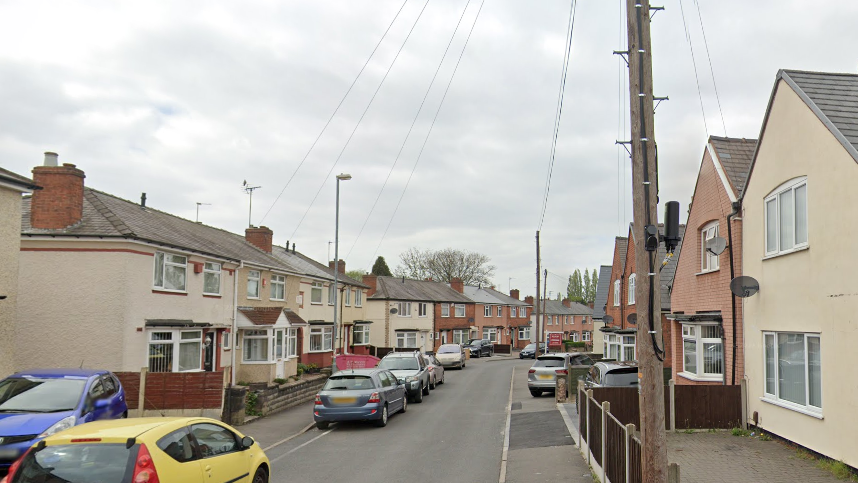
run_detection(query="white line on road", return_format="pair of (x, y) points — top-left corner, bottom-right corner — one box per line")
(270, 428), (333, 464)
(262, 421), (316, 452)
(498, 366), (514, 483)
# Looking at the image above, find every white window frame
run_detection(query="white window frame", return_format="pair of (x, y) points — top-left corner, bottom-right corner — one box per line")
(355, 289), (363, 307)
(147, 329), (202, 372)
(764, 177), (809, 257)
(222, 331), (231, 350)
(763, 331), (822, 417)
(680, 324), (723, 381)
(628, 274), (636, 305)
(242, 329), (271, 363)
(571, 332), (579, 342)
(455, 304), (465, 317)
(520, 308), (527, 318)
(441, 303), (450, 317)
(701, 221), (720, 272)
(511, 307), (517, 317)
(353, 325), (370, 345)
(613, 279), (620, 306)
(497, 306), (503, 317)
(344, 288), (351, 306)
(396, 331), (417, 348)
(247, 270), (261, 299)
(582, 331), (591, 342)
(484, 306), (492, 317)
(328, 283), (336, 305)
(418, 303), (428, 317)
(270, 274), (286, 301)
(153, 251), (188, 292)
(518, 326), (530, 340)
(397, 302), (412, 317)
(311, 282), (323, 304)
(286, 328), (298, 358)
(620, 335), (636, 361)
(483, 327), (498, 343)
(310, 326), (333, 352)
(203, 262), (221, 296)
(452, 329), (468, 344)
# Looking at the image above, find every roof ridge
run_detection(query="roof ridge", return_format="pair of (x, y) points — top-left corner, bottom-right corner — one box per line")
(782, 69), (858, 78)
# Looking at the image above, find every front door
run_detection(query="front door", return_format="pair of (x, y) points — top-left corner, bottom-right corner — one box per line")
(274, 329), (285, 379)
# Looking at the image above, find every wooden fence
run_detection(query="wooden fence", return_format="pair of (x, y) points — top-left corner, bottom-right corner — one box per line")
(115, 369), (226, 416)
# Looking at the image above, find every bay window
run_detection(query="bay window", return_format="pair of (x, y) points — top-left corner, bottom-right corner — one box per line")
(203, 262), (221, 295)
(310, 326), (333, 352)
(681, 325), (723, 380)
(153, 252), (187, 292)
(765, 178), (808, 256)
(764, 332), (821, 414)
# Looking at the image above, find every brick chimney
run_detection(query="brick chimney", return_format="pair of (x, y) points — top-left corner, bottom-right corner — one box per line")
(510, 289), (520, 300)
(245, 226), (273, 253)
(362, 274), (378, 296)
(30, 153), (86, 230)
(450, 277), (464, 293)
(562, 298), (571, 308)
(524, 295), (534, 305)
(328, 259), (346, 274)
(588, 301), (594, 309)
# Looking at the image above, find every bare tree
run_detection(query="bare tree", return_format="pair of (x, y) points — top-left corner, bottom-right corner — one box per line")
(394, 247), (495, 286)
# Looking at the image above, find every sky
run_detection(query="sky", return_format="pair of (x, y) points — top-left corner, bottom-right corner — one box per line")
(2, 0), (857, 299)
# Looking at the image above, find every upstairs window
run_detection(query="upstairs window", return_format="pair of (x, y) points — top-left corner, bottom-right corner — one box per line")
(701, 222), (720, 272)
(203, 262), (221, 295)
(765, 178), (808, 256)
(455, 304), (465, 317)
(328, 283), (336, 305)
(628, 274), (636, 305)
(355, 289), (363, 307)
(311, 282), (323, 304)
(270, 274), (286, 301)
(613, 280), (621, 306)
(397, 302), (412, 317)
(344, 288), (352, 306)
(418, 303), (428, 317)
(511, 307), (517, 317)
(484, 306), (492, 317)
(497, 306), (503, 317)
(247, 270), (261, 299)
(154, 252), (187, 292)
(441, 303), (450, 317)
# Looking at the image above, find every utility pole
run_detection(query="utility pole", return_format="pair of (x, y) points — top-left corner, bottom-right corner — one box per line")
(626, 0), (668, 481)
(542, 269), (548, 346)
(535, 231), (541, 350)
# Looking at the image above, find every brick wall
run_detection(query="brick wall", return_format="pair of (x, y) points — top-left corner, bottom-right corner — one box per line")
(254, 374), (328, 417)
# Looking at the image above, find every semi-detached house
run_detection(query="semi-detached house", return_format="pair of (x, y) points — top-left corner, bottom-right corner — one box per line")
(461, 285), (531, 348)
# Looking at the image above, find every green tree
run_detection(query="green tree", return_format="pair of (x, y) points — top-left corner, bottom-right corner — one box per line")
(566, 275), (574, 300)
(346, 269), (367, 281)
(371, 256), (392, 276)
(589, 269), (599, 303)
(583, 270), (591, 303)
(569, 269), (584, 302)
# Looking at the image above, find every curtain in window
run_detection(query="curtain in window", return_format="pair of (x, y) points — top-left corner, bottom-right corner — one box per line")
(178, 341), (201, 371)
(808, 336), (821, 407)
(204, 271), (220, 294)
(165, 264), (186, 291)
(777, 333), (805, 405)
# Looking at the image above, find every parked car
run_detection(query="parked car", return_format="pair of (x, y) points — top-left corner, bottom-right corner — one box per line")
(580, 361), (640, 388)
(0, 369), (128, 472)
(527, 353), (576, 397)
(435, 343), (466, 369)
(519, 342), (547, 359)
(463, 339), (493, 358)
(376, 351), (431, 403)
(313, 369), (407, 429)
(422, 354), (445, 389)
(1, 416), (269, 483)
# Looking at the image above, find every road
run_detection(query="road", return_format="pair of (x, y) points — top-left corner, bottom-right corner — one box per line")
(261, 356), (587, 483)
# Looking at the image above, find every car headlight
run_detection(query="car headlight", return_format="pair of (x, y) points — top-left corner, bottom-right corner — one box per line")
(39, 415), (76, 438)
(405, 376), (418, 383)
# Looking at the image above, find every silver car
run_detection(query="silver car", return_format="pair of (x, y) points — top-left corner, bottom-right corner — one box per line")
(434, 343), (466, 369)
(423, 354), (446, 389)
(581, 361), (639, 388)
(527, 353), (572, 397)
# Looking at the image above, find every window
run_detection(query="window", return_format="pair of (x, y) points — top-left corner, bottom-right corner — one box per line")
(203, 262), (221, 295)
(681, 324), (722, 380)
(628, 274), (636, 305)
(243, 329), (269, 362)
(247, 270), (261, 299)
(701, 222), (720, 272)
(604, 334), (635, 362)
(765, 178), (808, 256)
(310, 326), (333, 352)
(286, 328), (297, 357)
(148, 330), (202, 372)
(270, 274), (286, 301)
(354, 325), (370, 345)
(441, 303), (450, 317)
(520, 308), (527, 318)
(418, 303), (428, 317)
(582, 331), (591, 342)
(328, 283), (336, 305)
(153, 252), (187, 291)
(483, 327), (498, 343)
(396, 332), (417, 348)
(622, 336), (636, 361)
(484, 306), (491, 317)
(344, 288), (351, 306)
(511, 307), (517, 317)
(222, 331), (231, 350)
(455, 304), (465, 317)
(613, 280), (621, 306)
(397, 302), (412, 317)
(311, 282), (323, 304)
(452, 329), (468, 344)
(497, 306), (503, 317)
(763, 332), (821, 414)
(518, 327), (530, 340)
(572, 332), (579, 342)
(356, 289), (363, 307)
(158, 428), (197, 463)
(190, 423), (238, 457)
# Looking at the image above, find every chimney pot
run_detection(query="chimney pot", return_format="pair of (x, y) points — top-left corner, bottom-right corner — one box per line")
(292, 242), (296, 254)
(140, 193), (147, 207)
(44, 152), (58, 166)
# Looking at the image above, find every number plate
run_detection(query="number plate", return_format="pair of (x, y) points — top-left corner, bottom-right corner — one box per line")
(0, 449), (21, 459)
(332, 397), (357, 404)
(538, 374), (553, 380)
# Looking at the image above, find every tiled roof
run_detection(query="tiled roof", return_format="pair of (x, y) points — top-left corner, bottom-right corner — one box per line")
(616, 237), (629, 269)
(592, 265), (612, 320)
(370, 276), (472, 303)
(659, 225), (686, 311)
(0, 167), (39, 190)
(482, 287), (530, 306)
(271, 245), (368, 288)
(709, 136), (757, 196)
(238, 307), (283, 326)
(284, 309), (308, 326)
(462, 285), (529, 306)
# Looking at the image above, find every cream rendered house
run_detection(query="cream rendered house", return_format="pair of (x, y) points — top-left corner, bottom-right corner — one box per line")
(742, 70), (858, 468)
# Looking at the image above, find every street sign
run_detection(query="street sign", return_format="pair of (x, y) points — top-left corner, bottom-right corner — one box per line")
(548, 333), (563, 347)
(730, 276), (760, 298)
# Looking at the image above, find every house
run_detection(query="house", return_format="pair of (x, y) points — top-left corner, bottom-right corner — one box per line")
(0, 166), (40, 378)
(591, 265), (613, 357)
(741, 69), (858, 468)
(529, 298), (591, 348)
(362, 275), (474, 351)
(506, 289), (533, 349)
(601, 225), (684, 370)
(668, 136), (755, 386)
(462, 285), (531, 348)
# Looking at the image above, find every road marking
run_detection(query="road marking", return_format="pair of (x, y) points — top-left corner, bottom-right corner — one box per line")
(499, 366), (514, 483)
(262, 421), (316, 452)
(270, 428), (333, 464)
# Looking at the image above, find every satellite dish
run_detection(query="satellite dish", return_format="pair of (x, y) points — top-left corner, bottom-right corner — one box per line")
(603, 315), (614, 325)
(389, 308), (398, 314)
(730, 276), (760, 298)
(706, 236), (728, 256)
(627, 313), (637, 325)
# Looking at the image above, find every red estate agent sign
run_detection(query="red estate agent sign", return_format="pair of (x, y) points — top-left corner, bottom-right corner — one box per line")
(548, 333), (562, 347)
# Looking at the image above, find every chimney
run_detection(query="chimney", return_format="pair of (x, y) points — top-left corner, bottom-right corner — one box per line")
(30, 154), (86, 229)
(328, 259), (346, 274)
(524, 295), (534, 305)
(510, 289), (520, 300)
(588, 301), (594, 309)
(140, 193), (147, 207)
(450, 277), (464, 293)
(362, 274), (377, 296)
(245, 226), (273, 253)
(562, 298), (571, 308)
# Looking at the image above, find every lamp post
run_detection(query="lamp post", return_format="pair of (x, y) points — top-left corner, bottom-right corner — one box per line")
(331, 173), (352, 373)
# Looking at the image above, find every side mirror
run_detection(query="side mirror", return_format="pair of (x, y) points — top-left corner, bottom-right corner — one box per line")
(94, 399), (110, 409)
(241, 436), (254, 449)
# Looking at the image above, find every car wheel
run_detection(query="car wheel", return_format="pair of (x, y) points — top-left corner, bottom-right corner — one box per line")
(252, 466), (268, 483)
(530, 389), (542, 397)
(122, 411), (128, 419)
(316, 421), (329, 430)
(429, 377), (436, 390)
(422, 380), (430, 396)
(440, 373), (445, 384)
(375, 404), (389, 427)
(414, 388), (423, 403)
(400, 396), (408, 413)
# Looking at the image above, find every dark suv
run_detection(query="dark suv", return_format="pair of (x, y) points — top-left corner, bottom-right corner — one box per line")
(464, 339), (494, 358)
(377, 351), (431, 403)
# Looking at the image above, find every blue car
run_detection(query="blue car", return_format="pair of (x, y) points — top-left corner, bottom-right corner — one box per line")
(313, 368), (407, 429)
(0, 369), (128, 470)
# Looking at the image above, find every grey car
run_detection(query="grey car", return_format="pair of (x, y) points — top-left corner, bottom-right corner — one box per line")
(377, 351), (431, 403)
(423, 354), (446, 389)
(313, 368), (407, 429)
(435, 343), (466, 369)
(581, 361), (639, 388)
(527, 353), (572, 397)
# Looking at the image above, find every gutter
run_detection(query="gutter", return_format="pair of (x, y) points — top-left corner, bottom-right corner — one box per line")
(230, 260), (243, 388)
(727, 200), (741, 385)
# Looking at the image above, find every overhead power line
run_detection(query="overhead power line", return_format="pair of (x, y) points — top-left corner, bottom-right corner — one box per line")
(679, 0), (709, 135)
(693, 0), (728, 137)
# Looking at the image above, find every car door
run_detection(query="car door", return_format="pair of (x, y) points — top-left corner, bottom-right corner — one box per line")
(386, 371), (406, 410)
(81, 378), (109, 422)
(430, 356), (444, 381)
(190, 422), (252, 483)
(100, 375), (126, 419)
(156, 426), (205, 481)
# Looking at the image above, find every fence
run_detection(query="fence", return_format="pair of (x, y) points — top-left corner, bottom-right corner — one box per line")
(115, 369), (226, 419)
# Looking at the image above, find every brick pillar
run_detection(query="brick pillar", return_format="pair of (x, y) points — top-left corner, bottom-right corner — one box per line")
(245, 226), (273, 253)
(362, 274), (378, 296)
(30, 158), (86, 229)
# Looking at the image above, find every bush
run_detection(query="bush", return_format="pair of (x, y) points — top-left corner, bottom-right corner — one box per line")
(273, 378), (288, 385)
(245, 392), (261, 416)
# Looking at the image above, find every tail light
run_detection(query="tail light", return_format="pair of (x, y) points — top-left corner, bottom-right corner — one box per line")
(5, 447), (33, 483)
(132, 443), (160, 483)
(528, 369), (536, 374)
(368, 392), (380, 403)
(314, 394), (322, 405)
(556, 369), (568, 375)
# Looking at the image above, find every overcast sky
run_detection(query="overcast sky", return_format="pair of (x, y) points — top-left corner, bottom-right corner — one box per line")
(2, 0), (857, 299)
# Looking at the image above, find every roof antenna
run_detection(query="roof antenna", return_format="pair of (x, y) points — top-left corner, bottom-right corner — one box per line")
(242, 180), (262, 228)
(195, 202), (211, 223)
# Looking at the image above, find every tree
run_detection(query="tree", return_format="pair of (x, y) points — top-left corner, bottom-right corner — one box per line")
(393, 247), (495, 285)
(568, 269), (584, 302)
(346, 269), (367, 281)
(583, 270), (591, 304)
(589, 269), (599, 303)
(371, 256), (392, 276)
(567, 275), (574, 300)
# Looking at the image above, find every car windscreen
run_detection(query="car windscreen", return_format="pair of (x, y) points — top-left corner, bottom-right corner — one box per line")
(377, 358), (419, 371)
(13, 443), (133, 483)
(0, 377), (86, 413)
(604, 369), (639, 386)
(533, 358), (565, 368)
(437, 345), (460, 354)
(323, 375), (376, 391)
(523, 344), (536, 351)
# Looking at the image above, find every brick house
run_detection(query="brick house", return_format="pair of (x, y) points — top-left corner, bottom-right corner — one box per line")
(529, 298), (591, 349)
(462, 285), (531, 348)
(668, 136), (755, 386)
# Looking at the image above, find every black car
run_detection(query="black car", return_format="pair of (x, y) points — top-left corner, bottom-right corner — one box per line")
(464, 339), (494, 358)
(519, 342), (547, 359)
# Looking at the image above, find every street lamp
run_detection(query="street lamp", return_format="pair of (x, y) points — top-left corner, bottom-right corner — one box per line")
(331, 173), (351, 373)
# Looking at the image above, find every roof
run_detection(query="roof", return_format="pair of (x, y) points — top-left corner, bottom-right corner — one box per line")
(369, 276), (473, 303)
(0, 167), (39, 191)
(708, 136), (757, 196)
(44, 417), (198, 442)
(271, 246), (368, 288)
(626, 224), (686, 311)
(483, 287), (530, 306)
(21, 188), (300, 272)
(592, 265), (612, 320)
(237, 307), (308, 326)
(13, 368), (106, 378)
(462, 285), (529, 306)
(616, 237), (629, 269)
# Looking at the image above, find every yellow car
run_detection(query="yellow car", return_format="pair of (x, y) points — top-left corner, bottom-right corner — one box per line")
(2, 417), (270, 483)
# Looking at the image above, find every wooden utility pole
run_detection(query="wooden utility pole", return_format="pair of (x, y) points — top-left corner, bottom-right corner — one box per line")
(626, 0), (668, 481)
(535, 231), (541, 351)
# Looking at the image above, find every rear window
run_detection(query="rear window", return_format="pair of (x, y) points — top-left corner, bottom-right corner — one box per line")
(437, 345), (460, 354)
(377, 357), (419, 371)
(12, 444), (133, 483)
(324, 376), (376, 390)
(604, 369), (639, 386)
(533, 358), (565, 368)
